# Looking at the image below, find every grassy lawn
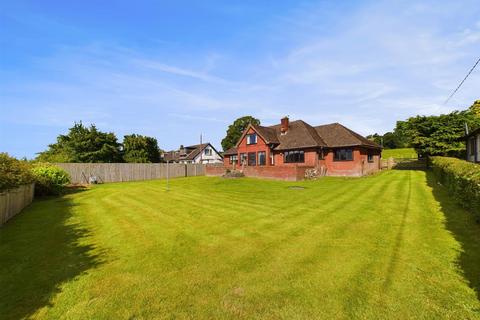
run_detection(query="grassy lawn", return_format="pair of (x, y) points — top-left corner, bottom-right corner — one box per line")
(382, 148), (417, 159)
(1, 171), (480, 319)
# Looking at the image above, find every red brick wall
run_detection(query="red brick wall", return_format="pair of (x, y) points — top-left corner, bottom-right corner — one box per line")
(206, 163), (313, 180)
(360, 148), (381, 175)
(237, 128), (273, 166)
(205, 164), (225, 176)
(242, 165), (313, 181)
(223, 156), (236, 169)
(272, 149), (318, 167)
(223, 157), (230, 168)
(321, 147), (381, 176)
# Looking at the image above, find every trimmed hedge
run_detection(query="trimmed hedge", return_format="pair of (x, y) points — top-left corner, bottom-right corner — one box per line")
(430, 156), (480, 218)
(0, 153), (34, 192)
(31, 163), (71, 196)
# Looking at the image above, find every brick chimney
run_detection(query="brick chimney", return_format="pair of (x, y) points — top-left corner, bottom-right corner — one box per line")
(280, 116), (289, 134)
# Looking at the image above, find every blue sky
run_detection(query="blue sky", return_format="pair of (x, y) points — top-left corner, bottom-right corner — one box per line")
(1, 0), (480, 158)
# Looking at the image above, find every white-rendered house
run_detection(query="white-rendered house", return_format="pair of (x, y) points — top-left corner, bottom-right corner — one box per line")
(163, 143), (223, 164)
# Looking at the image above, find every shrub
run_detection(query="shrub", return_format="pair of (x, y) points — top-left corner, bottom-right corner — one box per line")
(31, 164), (71, 196)
(430, 156), (480, 219)
(223, 170), (245, 179)
(0, 153), (33, 192)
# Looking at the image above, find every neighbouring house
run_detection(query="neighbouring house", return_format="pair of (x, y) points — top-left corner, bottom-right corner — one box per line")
(466, 128), (480, 163)
(219, 117), (382, 180)
(163, 143), (223, 164)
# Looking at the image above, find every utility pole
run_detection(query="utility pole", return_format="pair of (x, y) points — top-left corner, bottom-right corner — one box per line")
(166, 160), (170, 191)
(200, 133), (203, 164)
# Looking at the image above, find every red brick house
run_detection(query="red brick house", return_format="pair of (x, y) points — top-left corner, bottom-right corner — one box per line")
(218, 117), (382, 180)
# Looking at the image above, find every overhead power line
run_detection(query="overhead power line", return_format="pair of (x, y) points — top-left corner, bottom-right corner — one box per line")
(444, 56), (480, 104)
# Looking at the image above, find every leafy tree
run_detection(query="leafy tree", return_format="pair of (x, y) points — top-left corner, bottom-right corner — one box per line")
(382, 132), (400, 149)
(36, 143), (72, 162)
(469, 100), (480, 119)
(366, 132), (407, 149)
(221, 116), (260, 152)
(366, 133), (382, 146)
(123, 134), (160, 163)
(392, 120), (412, 148)
(0, 153), (33, 192)
(37, 122), (122, 163)
(398, 110), (480, 157)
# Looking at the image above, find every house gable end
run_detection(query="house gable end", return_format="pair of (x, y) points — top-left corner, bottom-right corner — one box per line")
(191, 143), (223, 161)
(235, 124), (270, 148)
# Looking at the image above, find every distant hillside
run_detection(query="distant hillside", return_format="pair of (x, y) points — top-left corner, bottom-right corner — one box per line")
(382, 148), (417, 159)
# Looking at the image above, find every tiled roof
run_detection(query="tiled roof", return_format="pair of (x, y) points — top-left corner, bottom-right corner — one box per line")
(163, 150), (180, 162)
(252, 125), (279, 144)
(314, 123), (381, 148)
(183, 143), (209, 161)
(240, 119), (381, 151)
(268, 120), (327, 150)
(223, 147), (238, 156)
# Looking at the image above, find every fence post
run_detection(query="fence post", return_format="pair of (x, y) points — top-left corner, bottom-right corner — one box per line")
(388, 157), (394, 169)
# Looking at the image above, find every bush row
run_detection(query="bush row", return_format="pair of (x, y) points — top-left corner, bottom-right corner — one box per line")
(0, 153), (34, 192)
(430, 156), (480, 218)
(31, 164), (71, 196)
(0, 153), (71, 195)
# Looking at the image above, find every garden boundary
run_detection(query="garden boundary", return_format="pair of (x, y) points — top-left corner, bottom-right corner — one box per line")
(56, 163), (206, 184)
(0, 184), (35, 226)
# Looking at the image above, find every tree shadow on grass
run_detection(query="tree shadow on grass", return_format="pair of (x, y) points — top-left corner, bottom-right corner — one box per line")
(426, 172), (480, 301)
(0, 188), (103, 320)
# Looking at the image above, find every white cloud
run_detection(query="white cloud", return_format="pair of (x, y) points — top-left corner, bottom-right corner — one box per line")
(132, 59), (230, 84)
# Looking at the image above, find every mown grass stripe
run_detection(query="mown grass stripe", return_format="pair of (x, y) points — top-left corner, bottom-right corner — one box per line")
(1, 172), (480, 319)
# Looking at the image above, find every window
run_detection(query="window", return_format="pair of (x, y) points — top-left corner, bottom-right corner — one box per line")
(334, 149), (353, 161)
(248, 152), (256, 166)
(204, 148), (212, 156)
(258, 151), (266, 166)
(246, 133), (257, 145)
(240, 153), (247, 164)
(284, 150), (305, 163)
(230, 155), (238, 164)
(367, 153), (374, 162)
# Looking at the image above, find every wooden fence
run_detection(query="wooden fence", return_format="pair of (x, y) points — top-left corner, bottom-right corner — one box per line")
(55, 163), (206, 184)
(0, 184), (35, 226)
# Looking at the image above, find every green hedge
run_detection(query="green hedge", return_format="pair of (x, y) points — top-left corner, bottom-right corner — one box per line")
(430, 156), (480, 218)
(0, 153), (34, 192)
(31, 163), (71, 196)
(0, 153), (71, 196)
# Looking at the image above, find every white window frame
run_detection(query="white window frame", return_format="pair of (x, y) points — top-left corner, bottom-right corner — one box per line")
(246, 133), (257, 145)
(258, 151), (266, 166)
